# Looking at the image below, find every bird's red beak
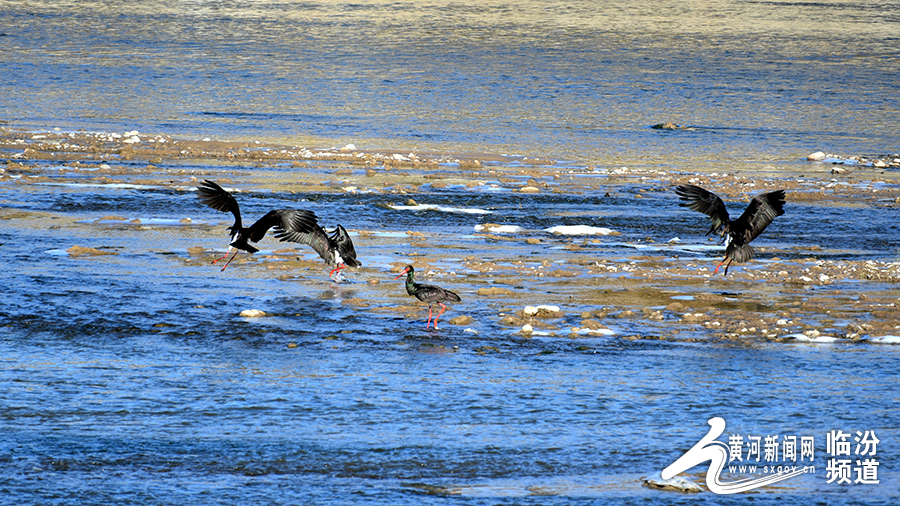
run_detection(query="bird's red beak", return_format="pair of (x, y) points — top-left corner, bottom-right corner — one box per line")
(393, 267), (409, 280)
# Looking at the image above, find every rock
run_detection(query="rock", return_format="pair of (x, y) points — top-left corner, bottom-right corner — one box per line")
(579, 319), (607, 330)
(405, 198), (419, 206)
(807, 151), (826, 161)
(339, 143), (357, 152)
(525, 238), (541, 245)
(239, 309), (266, 317)
(524, 305), (563, 318)
(476, 287), (514, 296)
(873, 160), (887, 168)
(66, 245), (116, 257)
(448, 315), (473, 325)
(519, 186), (540, 193)
(521, 324), (533, 334)
(179, 217), (192, 223)
(666, 302), (686, 312)
(187, 246), (206, 256)
(643, 473), (702, 493)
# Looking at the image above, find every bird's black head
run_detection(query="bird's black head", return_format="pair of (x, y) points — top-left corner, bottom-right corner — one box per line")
(393, 265), (414, 280)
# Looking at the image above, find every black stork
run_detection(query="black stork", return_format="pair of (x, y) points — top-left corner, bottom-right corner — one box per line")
(274, 217), (361, 281)
(196, 179), (317, 271)
(394, 265), (461, 330)
(675, 184), (786, 275)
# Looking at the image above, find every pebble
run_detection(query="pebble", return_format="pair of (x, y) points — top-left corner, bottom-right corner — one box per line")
(521, 324), (533, 334)
(807, 151), (826, 161)
(519, 186), (540, 193)
(448, 315), (473, 325)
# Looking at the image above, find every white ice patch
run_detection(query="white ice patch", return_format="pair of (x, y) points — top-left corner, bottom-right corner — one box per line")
(544, 225), (617, 235)
(36, 182), (160, 190)
(474, 224), (525, 233)
(389, 204), (493, 215)
(785, 334), (840, 343)
(571, 328), (616, 336)
(867, 335), (900, 345)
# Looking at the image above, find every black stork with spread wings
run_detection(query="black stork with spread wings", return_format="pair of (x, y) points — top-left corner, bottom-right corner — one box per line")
(394, 265), (461, 330)
(675, 184), (786, 275)
(274, 216), (361, 281)
(197, 179), (317, 271)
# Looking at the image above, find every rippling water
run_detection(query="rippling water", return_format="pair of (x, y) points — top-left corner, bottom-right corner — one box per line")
(3, 0), (899, 164)
(1, 1), (899, 504)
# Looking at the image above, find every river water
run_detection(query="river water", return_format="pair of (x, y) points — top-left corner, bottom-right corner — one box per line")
(1, 1), (899, 504)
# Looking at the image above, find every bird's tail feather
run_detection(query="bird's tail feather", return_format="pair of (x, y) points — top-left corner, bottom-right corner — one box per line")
(727, 243), (754, 263)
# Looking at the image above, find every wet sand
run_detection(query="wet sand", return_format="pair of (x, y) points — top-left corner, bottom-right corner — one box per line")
(3, 128), (900, 346)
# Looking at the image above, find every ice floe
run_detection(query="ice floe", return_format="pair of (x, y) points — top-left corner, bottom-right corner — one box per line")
(866, 335), (900, 345)
(474, 224), (525, 233)
(784, 334), (840, 343)
(37, 182), (160, 190)
(570, 327), (615, 336)
(544, 225), (618, 235)
(389, 204), (493, 215)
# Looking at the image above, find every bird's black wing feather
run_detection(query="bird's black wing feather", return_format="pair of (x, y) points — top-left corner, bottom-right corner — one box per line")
(246, 209), (318, 244)
(273, 212), (334, 263)
(415, 283), (462, 303)
(197, 180), (242, 230)
(674, 184), (730, 236)
(331, 225), (361, 267)
(734, 189), (785, 243)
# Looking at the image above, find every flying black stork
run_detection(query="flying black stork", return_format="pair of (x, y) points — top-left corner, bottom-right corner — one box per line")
(394, 265), (461, 330)
(675, 184), (786, 275)
(196, 179), (317, 271)
(274, 217), (361, 281)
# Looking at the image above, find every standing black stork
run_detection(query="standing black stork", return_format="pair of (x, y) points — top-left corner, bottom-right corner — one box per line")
(273, 216), (361, 281)
(394, 265), (461, 330)
(196, 179), (317, 271)
(675, 184), (786, 275)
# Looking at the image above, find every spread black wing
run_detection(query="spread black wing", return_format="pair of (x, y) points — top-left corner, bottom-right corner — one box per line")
(733, 189), (786, 243)
(248, 209), (319, 244)
(675, 184), (730, 236)
(197, 180), (242, 230)
(273, 214), (334, 263)
(331, 225), (361, 268)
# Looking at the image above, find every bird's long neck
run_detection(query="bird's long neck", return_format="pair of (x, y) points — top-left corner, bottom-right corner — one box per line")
(405, 271), (418, 295)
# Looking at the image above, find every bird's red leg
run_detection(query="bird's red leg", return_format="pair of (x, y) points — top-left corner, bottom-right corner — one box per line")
(425, 306), (433, 330)
(220, 249), (240, 271)
(433, 303), (447, 330)
(212, 246), (232, 265)
(723, 258), (733, 276)
(328, 262), (346, 278)
(713, 256), (728, 274)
